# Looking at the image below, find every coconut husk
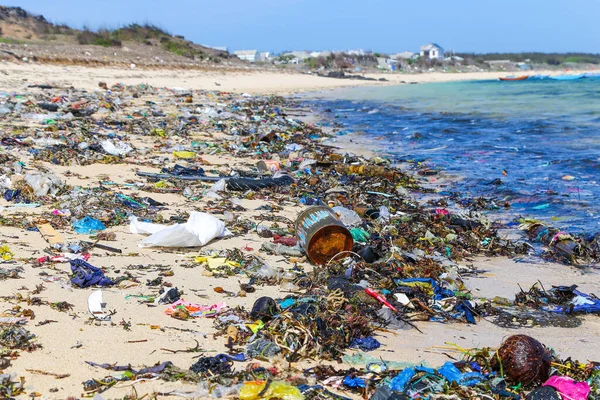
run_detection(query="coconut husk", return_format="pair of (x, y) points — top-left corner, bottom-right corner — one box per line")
(490, 334), (552, 386)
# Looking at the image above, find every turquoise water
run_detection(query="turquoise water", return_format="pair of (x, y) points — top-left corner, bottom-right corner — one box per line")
(311, 78), (600, 234)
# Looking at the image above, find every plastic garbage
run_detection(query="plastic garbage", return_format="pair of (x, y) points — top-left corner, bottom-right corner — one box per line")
(349, 336), (381, 351)
(238, 380), (303, 400)
(173, 150), (196, 159)
(350, 228), (370, 243)
(0, 245), (13, 261)
(133, 212), (231, 248)
(246, 339), (281, 358)
(262, 242), (303, 257)
(526, 386), (561, 400)
(254, 263), (277, 279)
(210, 178), (227, 193)
(542, 286), (600, 314)
(100, 139), (133, 156)
(72, 216), (106, 234)
(366, 288), (397, 311)
(155, 287), (181, 305)
(376, 308), (411, 330)
(389, 368), (416, 392)
(226, 175), (294, 191)
(24, 173), (62, 197)
(0, 175), (11, 189)
(70, 259), (113, 288)
(379, 206), (391, 221)
(129, 216), (168, 235)
(343, 375), (366, 388)
(332, 206), (362, 227)
(542, 376), (590, 400)
(358, 246), (378, 263)
(164, 300), (226, 318)
(163, 164), (206, 176)
(38, 102), (59, 112)
(437, 361), (486, 386)
(88, 290), (110, 321)
(371, 384), (411, 400)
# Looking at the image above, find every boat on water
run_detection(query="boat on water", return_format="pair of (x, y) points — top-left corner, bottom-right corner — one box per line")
(549, 74), (585, 81)
(498, 75), (529, 81)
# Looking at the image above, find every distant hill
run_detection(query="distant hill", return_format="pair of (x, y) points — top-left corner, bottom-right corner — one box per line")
(0, 5), (242, 67)
(0, 5), (74, 40)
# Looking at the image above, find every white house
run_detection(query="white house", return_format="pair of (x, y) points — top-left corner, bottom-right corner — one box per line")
(258, 52), (271, 62)
(233, 50), (260, 62)
(420, 43), (444, 60)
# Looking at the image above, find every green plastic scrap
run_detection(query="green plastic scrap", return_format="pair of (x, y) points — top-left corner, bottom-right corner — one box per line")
(350, 228), (370, 244)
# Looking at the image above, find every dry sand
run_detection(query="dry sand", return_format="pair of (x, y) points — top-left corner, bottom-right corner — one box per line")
(0, 61), (591, 94)
(0, 62), (598, 399)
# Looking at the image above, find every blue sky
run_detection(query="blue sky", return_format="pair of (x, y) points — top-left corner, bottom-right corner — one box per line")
(4, 0), (599, 54)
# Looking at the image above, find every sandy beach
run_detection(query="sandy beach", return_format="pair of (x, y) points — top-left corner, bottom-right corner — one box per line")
(0, 62), (598, 399)
(0, 61), (586, 94)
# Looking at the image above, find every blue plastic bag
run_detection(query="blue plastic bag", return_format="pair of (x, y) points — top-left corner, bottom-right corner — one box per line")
(343, 375), (366, 388)
(389, 368), (416, 392)
(70, 259), (113, 288)
(350, 336), (381, 351)
(72, 216), (106, 234)
(437, 361), (486, 386)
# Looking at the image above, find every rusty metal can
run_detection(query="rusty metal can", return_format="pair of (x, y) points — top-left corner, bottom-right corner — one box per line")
(257, 160), (280, 173)
(295, 206), (354, 265)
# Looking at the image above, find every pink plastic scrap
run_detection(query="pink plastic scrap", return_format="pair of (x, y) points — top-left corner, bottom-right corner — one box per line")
(543, 376), (590, 400)
(164, 300), (226, 318)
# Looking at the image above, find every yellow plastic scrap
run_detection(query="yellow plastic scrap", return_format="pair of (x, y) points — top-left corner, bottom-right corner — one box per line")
(0, 245), (13, 261)
(173, 151), (196, 159)
(153, 180), (170, 189)
(151, 128), (166, 137)
(247, 320), (264, 334)
(419, 230), (440, 244)
(239, 380), (304, 400)
(194, 256), (240, 269)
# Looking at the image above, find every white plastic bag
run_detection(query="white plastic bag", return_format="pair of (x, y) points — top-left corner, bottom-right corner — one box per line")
(100, 139), (133, 156)
(129, 216), (168, 235)
(210, 178), (227, 193)
(24, 173), (62, 197)
(379, 206), (391, 221)
(0, 175), (11, 189)
(134, 212), (231, 248)
(332, 206), (362, 227)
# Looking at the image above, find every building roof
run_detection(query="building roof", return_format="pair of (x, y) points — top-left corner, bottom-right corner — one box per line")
(420, 43), (443, 51)
(233, 50), (258, 56)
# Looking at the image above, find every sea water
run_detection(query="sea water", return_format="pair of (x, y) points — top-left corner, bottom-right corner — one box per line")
(310, 78), (600, 235)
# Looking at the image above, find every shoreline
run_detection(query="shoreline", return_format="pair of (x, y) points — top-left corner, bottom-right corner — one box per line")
(0, 61), (594, 95)
(0, 63), (598, 398)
